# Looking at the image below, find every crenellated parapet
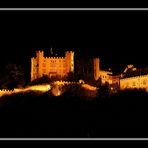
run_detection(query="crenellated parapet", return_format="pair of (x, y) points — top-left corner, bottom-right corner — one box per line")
(0, 89), (15, 97)
(53, 80), (79, 85)
(0, 89), (14, 92)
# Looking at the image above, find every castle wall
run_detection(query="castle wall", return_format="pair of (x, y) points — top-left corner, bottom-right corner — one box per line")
(43, 57), (67, 77)
(0, 89), (14, 97)
(98, 70), (113, 84)
(120, 75), (148, 91)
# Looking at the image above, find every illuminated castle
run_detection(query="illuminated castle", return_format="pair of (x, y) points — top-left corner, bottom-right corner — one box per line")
(31, 50), (74, 81)
(31, 50), (114, 86)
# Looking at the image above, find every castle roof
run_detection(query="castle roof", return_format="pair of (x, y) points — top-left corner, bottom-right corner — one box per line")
(121, 67), (148, 78)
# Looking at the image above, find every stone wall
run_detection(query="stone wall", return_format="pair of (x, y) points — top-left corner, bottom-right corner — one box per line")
(120, 75), (148, 91)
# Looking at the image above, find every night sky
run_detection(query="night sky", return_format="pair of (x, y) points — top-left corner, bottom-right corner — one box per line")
(0, 11), (148, 81)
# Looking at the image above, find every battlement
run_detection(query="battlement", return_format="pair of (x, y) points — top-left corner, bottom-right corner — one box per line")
(0, 89), (14, 92)
(31, 57), (35, 60)
(53, 80), (79, 85)
(32, 50), (74, 59)
(36, 50), (44, 53)
(0, 89), (14, 97)
(65, 51), (74, 53)
(57, 57), (64, 59)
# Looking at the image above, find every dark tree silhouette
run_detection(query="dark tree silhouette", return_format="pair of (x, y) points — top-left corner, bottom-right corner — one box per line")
(28, 75), (52, 86)
(63, 72), (77, 81)
(1, 64), (25, 89)
(28, 74), (63, 86)
(97, 82), (111, 99)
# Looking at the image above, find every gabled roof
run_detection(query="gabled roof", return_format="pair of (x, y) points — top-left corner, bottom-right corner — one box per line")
(121, 65), (148, 78)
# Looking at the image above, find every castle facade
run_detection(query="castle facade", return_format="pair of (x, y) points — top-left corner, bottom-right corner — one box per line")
(31, 50), (148, 92)
(31, 50), (113, 85)
(31, 50), (74, 81)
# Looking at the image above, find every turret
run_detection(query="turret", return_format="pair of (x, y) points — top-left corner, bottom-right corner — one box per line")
(93, 58), (100, 80)
(65, 51), (74, 73)
(36, 50), (44, 78)
(31, 57), (35, 81)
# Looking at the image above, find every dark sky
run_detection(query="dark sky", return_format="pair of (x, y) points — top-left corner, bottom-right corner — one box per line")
(0, 11), (148, 80)
(1, 2), (148, 8)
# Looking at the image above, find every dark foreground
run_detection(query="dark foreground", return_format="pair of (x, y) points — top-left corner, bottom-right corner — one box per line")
(0, 89), (148, 138)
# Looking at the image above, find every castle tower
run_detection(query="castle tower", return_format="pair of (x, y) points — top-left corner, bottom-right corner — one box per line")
(65, 51), (74, 73)
(31, 50), (44, 81)
(31, 57), (36, 81)
(36, 50), (44, 78)
(93, 58), (100, 80)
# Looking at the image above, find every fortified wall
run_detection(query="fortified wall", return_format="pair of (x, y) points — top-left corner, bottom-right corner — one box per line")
(120, 74), (148, 91)
(0, 89), (14, 96)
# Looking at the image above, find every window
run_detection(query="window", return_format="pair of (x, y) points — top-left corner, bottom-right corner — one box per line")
(133, 82), (136, 86)
(35, 63), (38, 67)
(43, 63), (46, 67)
(43, 69), (46, 73)
(143, 79), (147, 85)
(63, 70), (67, 73)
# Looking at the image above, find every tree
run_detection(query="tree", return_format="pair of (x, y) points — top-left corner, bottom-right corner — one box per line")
(50, 74), (63, 81)
(98, 82), (110, 99)
(1, 64), (25, 89)
(63, 72), (76, 81)
(95, 77), (102, 87)
(28, 74), (52, 86)
(28, 74), (63, 86)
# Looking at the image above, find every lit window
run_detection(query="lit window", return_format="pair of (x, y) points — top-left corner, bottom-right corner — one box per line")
(143, 79), (147, 85)
(43, 69), (46, 73)
(133, 82), (136, 86)
(43, 63), (46, 67)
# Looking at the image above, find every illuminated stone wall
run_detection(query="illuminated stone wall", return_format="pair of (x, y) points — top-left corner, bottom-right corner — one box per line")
(93, 58), (113, 84)
(0, 89), (14, 97)
(120, 75), (148, 91)
(98, 70), (113, 84)
(31, 50), (74, 81)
